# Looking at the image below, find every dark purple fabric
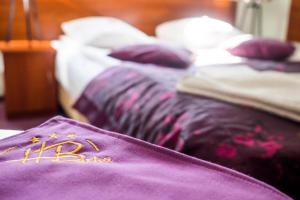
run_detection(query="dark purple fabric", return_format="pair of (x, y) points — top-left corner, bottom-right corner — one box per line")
(245, 59), (300, 73)
(228, 38), (295, 61)
(74, 62), (300, 199)
(108, 44), (192, 68)
(0, 116), (290, 200)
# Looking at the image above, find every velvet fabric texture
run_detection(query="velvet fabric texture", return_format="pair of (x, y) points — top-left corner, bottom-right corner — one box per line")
(228, 38), (295, 61)
(0, 116), (291, 200)
(108, 44), (192, 68)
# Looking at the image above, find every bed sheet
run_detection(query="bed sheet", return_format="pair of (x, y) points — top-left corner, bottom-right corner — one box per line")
(0, 129), (22, 140)
(53, 37), (121, 100)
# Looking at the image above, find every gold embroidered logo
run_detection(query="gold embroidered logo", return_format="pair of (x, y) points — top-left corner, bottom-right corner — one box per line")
(31, 136), (40, 143)
(48, 133), (58, 139)
(1, 133), (112, 165)
(67, 134), (76, 139)
(0, 146), (17, 156)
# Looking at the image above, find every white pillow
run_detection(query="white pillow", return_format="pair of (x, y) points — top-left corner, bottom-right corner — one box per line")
(219, 34), (254, 49)
(156, 16), (242, 51)
(62, 17), (153, 49)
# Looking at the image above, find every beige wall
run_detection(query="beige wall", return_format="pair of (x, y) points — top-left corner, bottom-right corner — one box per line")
(236, 0), (292, 40)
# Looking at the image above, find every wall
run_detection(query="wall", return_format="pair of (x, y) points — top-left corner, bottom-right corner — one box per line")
(236, 0), (292, 40)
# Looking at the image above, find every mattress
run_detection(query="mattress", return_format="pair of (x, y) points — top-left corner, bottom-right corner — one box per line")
(53, 37), (121, 100)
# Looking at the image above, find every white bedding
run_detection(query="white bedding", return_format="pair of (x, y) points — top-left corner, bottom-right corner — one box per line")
(177, 65), (300, 122)
(52, 36), (254, 102)
(53, 37), (121, 100)
(61, 17), (154, 49)
(193, 49), (245, 67)
(53, 36), (300, 104)
(53, 36), (245, 95)
(289, 42), (300, 62)
(156, 16), (242, 51)
(0, 129), (22, 140)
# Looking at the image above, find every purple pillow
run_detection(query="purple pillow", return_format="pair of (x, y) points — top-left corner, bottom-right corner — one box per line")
(0, 116), (291, 200)
(108, 44), (192, 68)
(228, 38), (295, 61)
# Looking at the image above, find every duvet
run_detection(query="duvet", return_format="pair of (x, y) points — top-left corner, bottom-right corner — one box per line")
(74, 62), (300, 199)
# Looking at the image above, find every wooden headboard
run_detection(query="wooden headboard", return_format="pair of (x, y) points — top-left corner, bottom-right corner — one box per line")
(288, 0), (300, 41)
(0, 0), (236, 40)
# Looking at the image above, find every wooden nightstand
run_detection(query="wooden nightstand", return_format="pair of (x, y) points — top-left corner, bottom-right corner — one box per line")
(0, 40), (57, 117)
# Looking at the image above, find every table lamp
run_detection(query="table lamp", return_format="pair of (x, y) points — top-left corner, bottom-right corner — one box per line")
(5, 0), (41, 41)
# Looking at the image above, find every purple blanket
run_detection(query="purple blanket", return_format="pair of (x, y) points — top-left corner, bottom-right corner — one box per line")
(74, 62), (300, 199)
(0, 116), (290, 200)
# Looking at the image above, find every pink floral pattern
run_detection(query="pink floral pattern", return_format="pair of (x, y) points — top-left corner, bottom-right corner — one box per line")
(223, 123), (285, 159)
(258, 140), (282, 158)
(216, 144), (237, 158)
(233, 135), (254, 147)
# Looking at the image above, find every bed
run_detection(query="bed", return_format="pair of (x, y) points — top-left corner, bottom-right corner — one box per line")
(0, 1), (299, 199)
(0, 22), (299, 200)
(54, 15), (245, 119)
(49, 15), (300, 199)
(53, 37), (121, 122)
